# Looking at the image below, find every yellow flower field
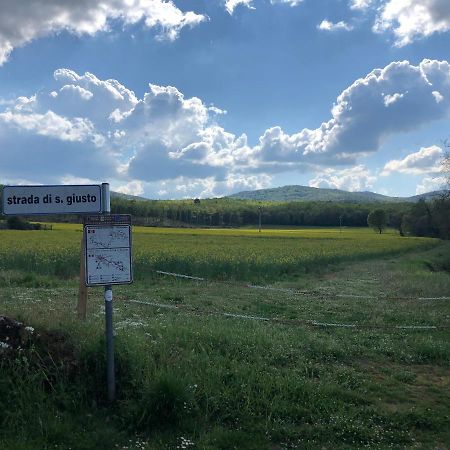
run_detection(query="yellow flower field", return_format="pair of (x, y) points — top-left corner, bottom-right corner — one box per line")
(0, 224), (438, 281)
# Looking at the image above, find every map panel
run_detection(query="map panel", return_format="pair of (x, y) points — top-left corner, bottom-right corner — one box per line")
(84, 225), (132, 286)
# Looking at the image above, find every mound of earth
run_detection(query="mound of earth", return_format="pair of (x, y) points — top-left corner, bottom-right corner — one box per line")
(0, 315), (78, 379)
(0, 316), (34, 351)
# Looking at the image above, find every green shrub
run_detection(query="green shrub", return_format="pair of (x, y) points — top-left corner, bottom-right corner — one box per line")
(6, 217), (41, 230)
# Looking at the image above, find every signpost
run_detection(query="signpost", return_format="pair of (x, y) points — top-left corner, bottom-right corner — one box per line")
(83, 212), (133, 402)
(1, 182), (131, 402)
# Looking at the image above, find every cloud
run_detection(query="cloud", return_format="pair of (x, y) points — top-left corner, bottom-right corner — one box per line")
(349, 0), (373, 10)
(0, 70), (137, 181)
(225, 0), (302, 14)
(270, 0), (304, 5)
(2, 60), (450, 197)
(60, 175), (100, 185)
(318, 20), (353, 32)
(0, 68), (253, 188)
(225, 0), (254, 15)
(432, 91), (444, 103)
(156, 173), (272, 199)
(383, 92), (404, 106)
(254, 60), (450, 168)
(0, 0), (206, 65)
(0, 110), (102, 144)
(309, 165), (376, 191)
(122, 86), (253, 181)
(115, 180), (145, 196)
(223, 172), (272, 193)
(0, 126), (115, 182)
(381, 145), (444, 176)
(416, 176), (447, 194)
(374, 0), (450, 46)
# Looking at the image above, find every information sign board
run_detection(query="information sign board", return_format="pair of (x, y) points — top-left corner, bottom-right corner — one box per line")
(84, 216), (133, 286)
(2, 185), (102, 215)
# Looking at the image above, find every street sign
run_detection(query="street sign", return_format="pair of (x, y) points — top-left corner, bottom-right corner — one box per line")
(2, 185), (102, 215)
(84, 215), (133, 286)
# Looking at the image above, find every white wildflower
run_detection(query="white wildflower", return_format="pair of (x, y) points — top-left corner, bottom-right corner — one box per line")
(177, 436), (195, 449)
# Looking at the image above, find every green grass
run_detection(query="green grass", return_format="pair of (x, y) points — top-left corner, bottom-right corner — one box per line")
(0, 227), (449, 449)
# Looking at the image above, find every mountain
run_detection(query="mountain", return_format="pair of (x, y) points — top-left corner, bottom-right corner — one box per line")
(405, 191), (447, 202)
(111, 191), (148, 201)
(227, 185), (445, 203)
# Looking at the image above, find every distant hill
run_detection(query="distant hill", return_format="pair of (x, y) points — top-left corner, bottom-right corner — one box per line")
(1, 185), (445, 205)
(111, 191), (148, 201)
(405, 191), (447, 202)
(227, 185), (445, 203)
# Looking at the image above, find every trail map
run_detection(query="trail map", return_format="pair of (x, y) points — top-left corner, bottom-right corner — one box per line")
(85, 225), (132, 285)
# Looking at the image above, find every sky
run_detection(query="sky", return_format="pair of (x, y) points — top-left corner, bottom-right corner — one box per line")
(0, 0), (449, 199)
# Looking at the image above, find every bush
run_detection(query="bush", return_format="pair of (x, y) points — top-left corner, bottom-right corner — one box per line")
(6, 217), (41, 230)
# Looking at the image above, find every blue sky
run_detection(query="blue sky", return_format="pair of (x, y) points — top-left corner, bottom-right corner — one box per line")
(0, 0), (449, 199)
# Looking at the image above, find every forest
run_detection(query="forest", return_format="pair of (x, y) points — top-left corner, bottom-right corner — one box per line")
(111, 197), (400, 228)
(109, 195), (450, 239)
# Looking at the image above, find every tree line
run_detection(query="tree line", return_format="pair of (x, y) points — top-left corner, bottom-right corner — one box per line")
(109, 197), (402, 228)
(400, 196), (450, 239)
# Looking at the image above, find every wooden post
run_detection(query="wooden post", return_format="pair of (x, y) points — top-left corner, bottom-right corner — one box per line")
(77, 232), (88, 320)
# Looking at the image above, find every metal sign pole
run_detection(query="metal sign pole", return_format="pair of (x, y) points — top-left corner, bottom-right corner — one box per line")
(102, 183), (116, 402)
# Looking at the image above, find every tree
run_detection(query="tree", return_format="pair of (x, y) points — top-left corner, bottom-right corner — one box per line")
(443, 149), (450, 195)
(367, 209), (388, 234)
(432, 197), (450, 239)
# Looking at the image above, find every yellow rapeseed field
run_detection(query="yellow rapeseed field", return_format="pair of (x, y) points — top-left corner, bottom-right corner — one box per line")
(0, 224), (438, 281)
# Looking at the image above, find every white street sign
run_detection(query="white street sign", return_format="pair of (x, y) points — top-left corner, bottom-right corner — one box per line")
(2, 185), (102, 215)
(85, 224), (133, 286)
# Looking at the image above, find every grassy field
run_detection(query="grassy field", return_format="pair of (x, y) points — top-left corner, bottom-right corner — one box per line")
(0, 224), (439, 282)
(0, 225), (449, 449)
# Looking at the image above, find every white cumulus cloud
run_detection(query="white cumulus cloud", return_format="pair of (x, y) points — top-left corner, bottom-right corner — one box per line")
(2, 60), (450, 197)
(383, 92), (405, 106)
(225, 0), (254, 15)
(115, 180), (145, 196)
(349, 0), (373, 10)
(318, 20), (353, 32)
(309, 165), (376, 191)
(0, 68), (252, 187)
(254, 60), (450, 169)
(381, 145), (444, 176)
(432, 91), (444, 103)
(0, 110), (103, 145)
(416, 176), (447, 194)
(0, 0), (206, 65)
(167, 173), (271, 199)
(225, 0), (302, 14)
(270, 0), (303, 5)
(374, 0), (450, 46)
